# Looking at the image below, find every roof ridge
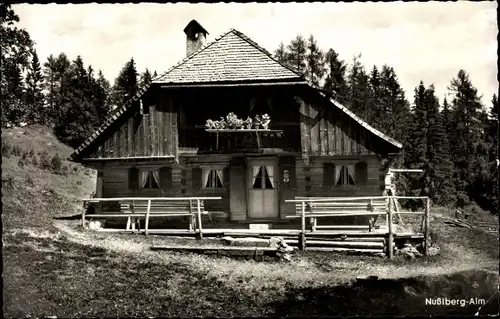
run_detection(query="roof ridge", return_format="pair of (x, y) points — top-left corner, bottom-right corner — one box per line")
(152, 28), (235, 83)
(230, 29), (304, 78)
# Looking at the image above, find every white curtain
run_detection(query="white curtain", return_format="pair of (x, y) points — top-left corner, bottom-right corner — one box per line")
(265, 165), (274, 188)
(334, 166), (342, 185)
(252, 166), (261, 187)
(202, 169), (210, 188)
(215, 169), (224, 185)
(152, 170), (161, 188)
(346, 164), (355, 183)
(140, 171), (149, 188)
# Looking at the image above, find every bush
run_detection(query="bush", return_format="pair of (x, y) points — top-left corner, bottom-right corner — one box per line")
(39, 151), (51, 170)
(2, 175), (15, 189)
(28, 149), (35, 158)
(17, 158), (25, 168)
(21, 150), (29, 161)
(51, 153), (63, 172)
(1, 142), (12, 157)
(25, 174), (35, 186)
(12, 145), (21, 156)
(31, 155), (39, 167)
(59, 164), (69, 176)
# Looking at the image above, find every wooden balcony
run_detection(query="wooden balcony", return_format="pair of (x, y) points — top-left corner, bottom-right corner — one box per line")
(178, 126), (299, 154)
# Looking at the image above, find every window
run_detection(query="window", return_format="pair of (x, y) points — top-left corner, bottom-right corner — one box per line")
(140, 170), (160, 189)
(251, 165), (275, 189)
(203, 169), (224, 189)
(324, 163), (356, 187)
(336, 165), (355, 186)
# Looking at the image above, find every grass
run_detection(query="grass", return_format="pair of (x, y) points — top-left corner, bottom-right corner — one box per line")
(2, 124), (499, 317)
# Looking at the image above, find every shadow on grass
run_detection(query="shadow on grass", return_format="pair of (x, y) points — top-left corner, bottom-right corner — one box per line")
(270, 270), (500, 317)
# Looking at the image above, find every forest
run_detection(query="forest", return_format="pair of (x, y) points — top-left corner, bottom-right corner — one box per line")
(1, 4), (497, 214)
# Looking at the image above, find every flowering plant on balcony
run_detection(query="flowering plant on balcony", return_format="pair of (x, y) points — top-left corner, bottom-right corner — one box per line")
(205, 113), (271, 130)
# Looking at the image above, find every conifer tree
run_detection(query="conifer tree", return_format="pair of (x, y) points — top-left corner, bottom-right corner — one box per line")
(286, 35), (307, 74)
(323, 48), (348, 104)
(447, 70), (487, 207)
(274, 41), (289, 65)
(24, 48), (45, 124)
(111, 57), (138, 110)
(305, 35), (325, 86)
(346, 54), (372, 121)
(139, 68), (152, 88)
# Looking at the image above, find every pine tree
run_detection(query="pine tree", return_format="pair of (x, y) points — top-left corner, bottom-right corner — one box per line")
(447, 70), (486, 207)
(24, 48), (45, 124)
(274, 41), (289, 65)
(346, 54), (372, 121)
(153, 70), (158, 78)
(323, 48), (348, 104)
(304, 35), (325, 86)
(93, 70), (111, 121)
(404, 82), (454, 205)
(42, 53), (71, 123)
(111, 57), (138, 110)
(286, 35), (307, 74)
(1, 4), (33, 126)
(139, 68), (152, 88)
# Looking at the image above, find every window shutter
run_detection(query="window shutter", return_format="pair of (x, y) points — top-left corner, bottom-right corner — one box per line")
(192, 167), (202, 191)
(355, 162), (368, 184)
(128, 167), (139, 190)
(223, 167), (229, 189)
(323, 163), (335, 187)
(160, 167), (172, 191)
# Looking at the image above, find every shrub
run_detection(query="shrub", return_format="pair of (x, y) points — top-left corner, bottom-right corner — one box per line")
(51, 153), (63, 172)
(1, 142), (12, 157)
(76, 180), (82, 185)
(59, 164), (69, 176)
(12, 145), (21, 156)
(21, 150), (29, 161)
(2, 175), (15, 189)
(25, 174), (35, 186)
(73, 166), (79, 172)
(17, 158), (25, 168)
(31, 155), (39, 167)
(28, 149), (35, 158)
(39, 151), (51, 170)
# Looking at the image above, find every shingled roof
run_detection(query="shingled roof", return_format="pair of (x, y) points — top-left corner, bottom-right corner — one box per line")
(153, 29), (303, 84)
(70, 26), (401, 161)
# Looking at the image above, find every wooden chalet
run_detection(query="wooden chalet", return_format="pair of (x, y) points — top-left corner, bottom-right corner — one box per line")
(71, 20), (404, 228)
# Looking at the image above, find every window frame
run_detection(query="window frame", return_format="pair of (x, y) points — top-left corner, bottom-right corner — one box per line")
(140, 168), (160, 190)
(201, 165), (226, 190)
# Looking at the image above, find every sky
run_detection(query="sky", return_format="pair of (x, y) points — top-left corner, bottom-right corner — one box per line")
(14, 2), (499, 107)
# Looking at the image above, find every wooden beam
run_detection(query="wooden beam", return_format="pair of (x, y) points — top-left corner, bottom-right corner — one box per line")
(82, 197), (222, 202)
(160, 81), (308, 88)
(424, 197), (430, 256)
(387, 198), (394, 259)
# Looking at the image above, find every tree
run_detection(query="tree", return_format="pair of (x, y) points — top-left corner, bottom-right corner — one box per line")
(110, 57), (138, 110)
(404, 82), (454, 205)
(346, 54), (372, 121)
(304, 35), (325, 86)
(139, 68), (152, 88)
(24, 48), (45, 124)
(286, 35), (307, 74)
(447, 70), (487, 207)
(93, 70), (111, 121)
(42, 53), (71, 123)
(323, 48), (348, 104)
(274, 41), (289, 65)
(1, 4), (34, 126)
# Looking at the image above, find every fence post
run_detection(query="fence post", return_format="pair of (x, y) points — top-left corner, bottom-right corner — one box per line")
(299, 201), (306, 250)
(188, 200), (194, 232)
(145, 200), (151, 236)
(424, 197), (430, 256)
(82, 201), (86, 228)
(387, 196), (394, 259)
(197, 199), (203, 239)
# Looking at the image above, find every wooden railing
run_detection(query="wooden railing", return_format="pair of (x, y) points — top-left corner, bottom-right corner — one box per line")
(285, 196), (430, 258)
(82, 197), (222, 238)
(178, 126), (298, 153)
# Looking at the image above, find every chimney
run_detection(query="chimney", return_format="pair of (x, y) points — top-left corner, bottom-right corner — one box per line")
(183, 20), (209, 57)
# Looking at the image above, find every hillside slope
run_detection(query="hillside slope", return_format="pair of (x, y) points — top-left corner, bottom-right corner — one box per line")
(1, 125), (96, 230)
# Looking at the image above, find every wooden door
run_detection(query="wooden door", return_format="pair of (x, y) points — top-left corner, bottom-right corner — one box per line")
(247, 158), (279, 219)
